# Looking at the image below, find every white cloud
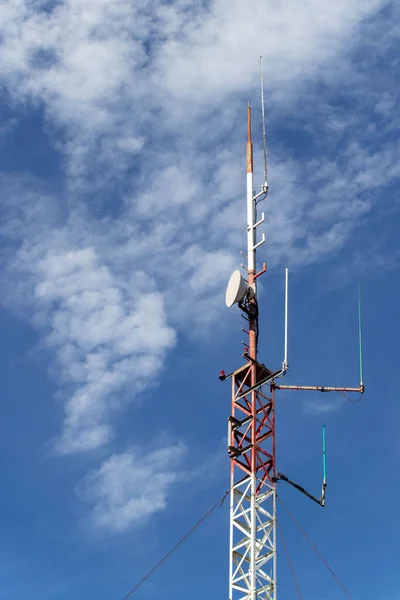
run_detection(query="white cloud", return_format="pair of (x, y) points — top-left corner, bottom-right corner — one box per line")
(0, 0), (391, 189)
(0, 0), (399, 527)
(157, 0), (385, 104)
(0, 194), (176, 455)
(34, 246), (175, 454)
(304, 397), (344, 415)
(83, 442), (186, 533)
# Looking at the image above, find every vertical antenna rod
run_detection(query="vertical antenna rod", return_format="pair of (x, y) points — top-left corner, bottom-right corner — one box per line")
(283, 267), (289, 371)
(358, 284), (364, 389)
(260, 56), (268, 189)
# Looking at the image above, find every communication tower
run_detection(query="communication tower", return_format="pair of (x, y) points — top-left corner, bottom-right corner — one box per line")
(220, 58), (364, 600)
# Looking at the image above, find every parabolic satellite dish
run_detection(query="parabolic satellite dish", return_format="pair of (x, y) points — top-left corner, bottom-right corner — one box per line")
(225, 270), (248, 308)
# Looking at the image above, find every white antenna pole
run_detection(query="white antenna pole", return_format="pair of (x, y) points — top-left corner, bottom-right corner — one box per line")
(283, 267), (289, 371)
(247, 104), (256, 280)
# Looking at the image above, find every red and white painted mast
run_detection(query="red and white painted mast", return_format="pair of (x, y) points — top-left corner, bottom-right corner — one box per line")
(225, 95), (277, 600)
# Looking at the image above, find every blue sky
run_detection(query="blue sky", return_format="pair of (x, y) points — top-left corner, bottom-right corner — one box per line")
(0, 0), (399, 598)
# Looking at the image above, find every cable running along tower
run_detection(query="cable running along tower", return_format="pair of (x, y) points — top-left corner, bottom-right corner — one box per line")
(220, 58), (364, 600)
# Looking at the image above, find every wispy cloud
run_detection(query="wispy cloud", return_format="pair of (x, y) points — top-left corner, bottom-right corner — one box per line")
(0, 0), (398, 529)
(35, 247), (175, 454)
(304, 397), (345, 415)
(82, 442), (187, 533)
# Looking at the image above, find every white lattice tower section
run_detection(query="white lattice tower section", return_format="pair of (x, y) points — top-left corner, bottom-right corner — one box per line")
(229, 364), (276, 600)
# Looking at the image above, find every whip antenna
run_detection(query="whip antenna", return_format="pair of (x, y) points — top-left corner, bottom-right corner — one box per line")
(358, 284), (364, 390)
(260, 56), (268, 190)
(283, 267), (289, 372)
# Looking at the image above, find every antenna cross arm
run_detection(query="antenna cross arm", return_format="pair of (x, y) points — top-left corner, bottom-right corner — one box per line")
(235, 368), (286, 401)
(273, 384), (364, 393)
(253, 188), (267, 201)
(273, 472), (325, 508)
(254, 262), (267, 280)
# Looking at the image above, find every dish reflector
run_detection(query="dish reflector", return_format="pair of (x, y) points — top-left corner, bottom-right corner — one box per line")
(225, 270), (248, 308)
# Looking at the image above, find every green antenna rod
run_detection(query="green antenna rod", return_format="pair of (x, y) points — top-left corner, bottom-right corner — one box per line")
(274, 426), (328, 507)
(358, 284), (364, 389)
